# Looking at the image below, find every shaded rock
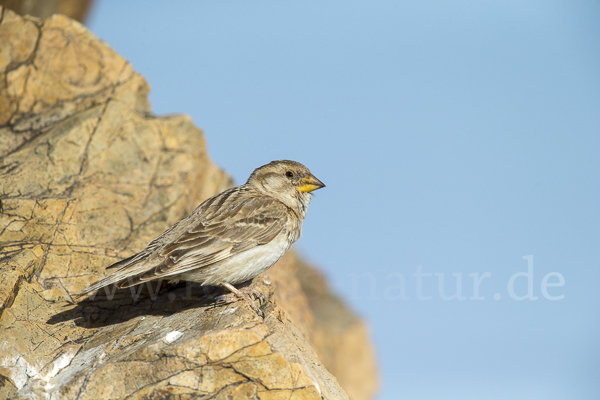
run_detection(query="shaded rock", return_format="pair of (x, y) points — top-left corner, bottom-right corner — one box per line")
(0, 7), (378, 400)
(0, 0), (94, 23)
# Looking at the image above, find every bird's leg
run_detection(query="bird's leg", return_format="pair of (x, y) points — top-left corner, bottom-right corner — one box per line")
(220, 282), (264, 318)
(219, 283), (266, 304)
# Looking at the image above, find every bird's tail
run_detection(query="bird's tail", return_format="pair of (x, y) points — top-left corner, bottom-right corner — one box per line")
(76, 254), (151, 299)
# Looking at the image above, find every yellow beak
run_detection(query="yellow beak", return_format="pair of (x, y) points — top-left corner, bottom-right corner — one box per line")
(297, 175), (326, 192)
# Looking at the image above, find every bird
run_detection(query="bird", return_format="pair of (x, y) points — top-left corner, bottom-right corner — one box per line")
(77, 160), (325, 317)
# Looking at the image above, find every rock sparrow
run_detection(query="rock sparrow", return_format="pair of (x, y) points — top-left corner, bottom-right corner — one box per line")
(78, 160), (325, 316)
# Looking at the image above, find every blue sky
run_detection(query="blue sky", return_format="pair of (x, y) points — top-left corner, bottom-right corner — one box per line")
(88, 1), (600, 399)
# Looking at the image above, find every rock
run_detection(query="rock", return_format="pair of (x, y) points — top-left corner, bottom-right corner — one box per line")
(0, 0), (94, 23)
(269, 255), (379, 400)
(0, 7), (378, 400)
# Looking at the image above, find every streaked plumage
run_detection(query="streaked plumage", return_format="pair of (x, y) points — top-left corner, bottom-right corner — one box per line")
(78, 160), (325, 316)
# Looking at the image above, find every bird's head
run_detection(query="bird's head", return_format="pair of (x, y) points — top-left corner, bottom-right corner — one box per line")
(247, 160), (325, 215)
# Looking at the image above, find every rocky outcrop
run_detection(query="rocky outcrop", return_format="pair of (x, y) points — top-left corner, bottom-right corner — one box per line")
(0, 7), (378, 400)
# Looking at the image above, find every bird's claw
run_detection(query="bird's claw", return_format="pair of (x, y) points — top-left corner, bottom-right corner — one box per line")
(219, 283), (266, 318)
(241, 287), (266, 304)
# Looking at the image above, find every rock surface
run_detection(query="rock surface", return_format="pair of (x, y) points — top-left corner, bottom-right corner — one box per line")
(0, 0), (94, 23)
(0, 7), (378, 400)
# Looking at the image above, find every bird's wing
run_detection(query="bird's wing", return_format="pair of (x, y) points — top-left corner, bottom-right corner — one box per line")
(78, 193), (289, 294)
(130, 195), (289, 285)
(158, 196), (288, 271)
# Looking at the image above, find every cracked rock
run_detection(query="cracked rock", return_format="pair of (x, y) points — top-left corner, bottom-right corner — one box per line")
(0, 7), (378, 400)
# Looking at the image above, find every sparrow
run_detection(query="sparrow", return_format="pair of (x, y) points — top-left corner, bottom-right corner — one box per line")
(78, 160), (325, 316)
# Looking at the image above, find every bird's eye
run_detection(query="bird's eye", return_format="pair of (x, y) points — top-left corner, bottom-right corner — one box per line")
(285, 171), (294, 178)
